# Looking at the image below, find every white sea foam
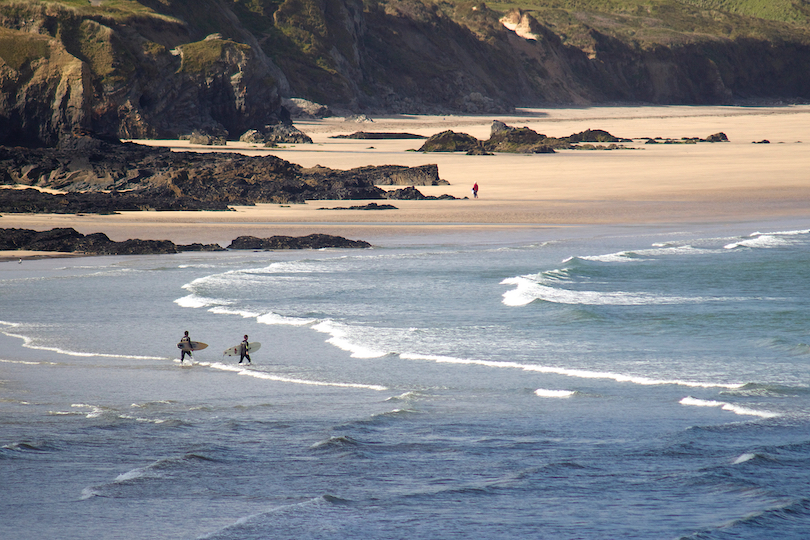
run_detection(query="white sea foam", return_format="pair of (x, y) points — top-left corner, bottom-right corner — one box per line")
(256, 312), (316, 326)
(385, 391), (424, 402)
(174, 294), (227, 309)
(564, 245), (706, 264)
(568, 251), (637, 263)
(400, 353), (742, 389)
(9, 320), (162, 361)
(752, 228), (810, 237)
(723, 229), (809, 250)
(197, 361), (387, 391)
(534, 388), (576, 398)
(118, 414), (166, 424)
(733, 453), (757, 464)
(7, 331), (165, 360)
(679, 396), (779, 418)
(500, 276), (710, 307)
(311, 320), (389, 358)
(79, 487), (100, 500)
(114, 467), (150, 482)
(71, 403), (105, 418)
(208, 306), (262, 318)
(196, 496), (333, 539)
(130, 400), (172, 408)
(724, 234), (791, 250)
(0, 358), (45, 365)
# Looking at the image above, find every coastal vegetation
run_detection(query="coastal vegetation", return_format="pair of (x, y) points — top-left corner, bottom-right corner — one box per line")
(1, 0), (809, 147)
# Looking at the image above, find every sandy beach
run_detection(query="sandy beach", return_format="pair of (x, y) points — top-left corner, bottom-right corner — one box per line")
(2, 105), (809, 255)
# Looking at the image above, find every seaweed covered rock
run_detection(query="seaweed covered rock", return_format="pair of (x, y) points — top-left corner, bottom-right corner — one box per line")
(346, 164), (447, 186)
(706, 132), (729, 142)
(567, 129), (624, 143)
(228, 234), (371, 250)
(0, 227), (189, 255)
(384, 187), (458, 200)
(240, 125), (313, 145)
(418, 131), (482, 153)
(330, 132), (427, 140)
(484, 126), (556, 153)
(0, 137), (449, 210)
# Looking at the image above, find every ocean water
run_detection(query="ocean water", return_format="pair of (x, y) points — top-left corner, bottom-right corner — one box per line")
(1, 221), (809, 539)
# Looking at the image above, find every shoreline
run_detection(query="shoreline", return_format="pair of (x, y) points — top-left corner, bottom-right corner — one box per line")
(2, 105), (808, 256)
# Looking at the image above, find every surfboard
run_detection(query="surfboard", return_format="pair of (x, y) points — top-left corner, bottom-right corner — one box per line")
(223, 342), (261, 356)
(177, 341), (208, 352)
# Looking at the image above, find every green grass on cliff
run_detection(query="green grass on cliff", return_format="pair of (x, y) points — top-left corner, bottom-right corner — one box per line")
(481, 0), (810, 48)
(4, 0), (170, 19)
(0, 28), (50, 70)
(178, 38), (251, 74)
(682, 0), (810, 24)
(483, 0), (810, 25)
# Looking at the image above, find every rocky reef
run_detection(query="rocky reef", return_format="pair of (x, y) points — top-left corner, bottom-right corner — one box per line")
(0, 134), (445, 212)
(0, 227), (222, 255)
(644, 133), (729, 144)
(227, 234), (371, 250)
(417, 122), (632, 154)
(330, 132), (427, 140)
(0, 228), (371, 255)
(318, 202), (398, 210)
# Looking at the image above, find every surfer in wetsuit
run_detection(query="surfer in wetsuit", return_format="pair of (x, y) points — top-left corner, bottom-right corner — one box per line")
(180, 330), (192, 363)
(238, 334), (251, 364)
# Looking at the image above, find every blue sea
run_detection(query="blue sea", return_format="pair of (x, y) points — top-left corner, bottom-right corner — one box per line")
(1, 221), (809, 539)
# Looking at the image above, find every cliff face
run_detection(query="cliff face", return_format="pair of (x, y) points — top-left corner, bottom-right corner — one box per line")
(327, 2), (810, 110)
(0, 1), (286, 146)
(1, 0), (809, 147)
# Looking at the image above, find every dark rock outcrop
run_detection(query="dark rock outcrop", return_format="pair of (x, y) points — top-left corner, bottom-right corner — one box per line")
(644, 132), (731, 144)
(344, 164), (446, 186)
(418, 131), (483, 153)
(0, 136), (444, 211)
(706, 132), (729, 142)
(282, 98), (332, 119)
(228, 234), (371, 250)
(0, 2), (289, 147)
(239, 125), (313, 145)
(0, 228), (370, 254)
(319, 202), (397, 210)
(484, 126), (556, 153)
(185, 130), (229, 146)
(418, 122), (635, 154)
(384, 187), (457, 200)
(0, 188), (230, 214)
(0, 227), (222, 255)
(330, 132), (427, 140)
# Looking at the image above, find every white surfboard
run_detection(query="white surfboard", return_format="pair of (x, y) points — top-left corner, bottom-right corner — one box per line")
(223, 342), (261, 356)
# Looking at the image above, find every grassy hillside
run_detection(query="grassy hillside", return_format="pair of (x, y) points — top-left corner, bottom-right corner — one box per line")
(0, 0), (176, 21)
(482, 0), (810, 49)
(682, 0), (810, 24)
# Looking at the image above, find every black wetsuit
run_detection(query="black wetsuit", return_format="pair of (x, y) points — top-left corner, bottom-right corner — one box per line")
(239, 340), (251, 364)
(180, 335), (192, 362)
